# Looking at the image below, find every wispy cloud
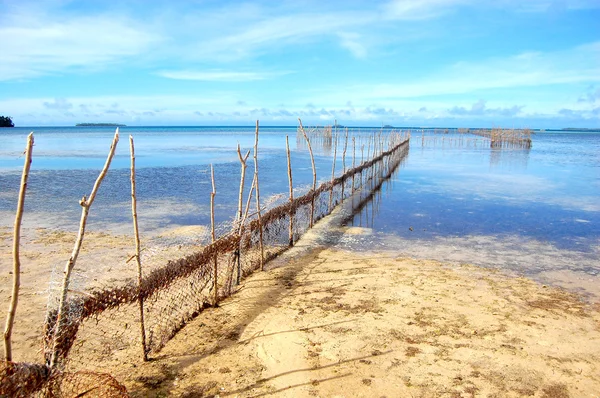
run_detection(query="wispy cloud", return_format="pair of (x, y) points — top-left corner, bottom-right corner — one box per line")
(381, 0), (470, 20)
(43, 98), (73, 110)
(157, 70), (291, 82)
(317, 41), (600, 101)
(449, 100), (524, 117)
(0, 3), (160, 80)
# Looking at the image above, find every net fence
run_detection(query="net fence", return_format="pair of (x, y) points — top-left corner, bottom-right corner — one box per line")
(2, 130), (409, 396)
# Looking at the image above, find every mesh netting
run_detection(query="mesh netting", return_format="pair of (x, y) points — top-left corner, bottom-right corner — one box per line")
(6, 130), (409, 396)
(0, 362), (128, 397)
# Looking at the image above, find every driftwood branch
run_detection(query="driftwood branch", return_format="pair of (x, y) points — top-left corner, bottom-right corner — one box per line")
(253, 121), (265, 270)
(4, 132), (33, 362)
(210, 164), (218, 305)
(352, 136), (356, 194)
(329, 133), (338, 212)
(341, 128), (348, 201)
(50, 129), (119, 369)
(286, 136), (294, 247)
(298, 118), (316, 227)
(129, 135), (148, 362)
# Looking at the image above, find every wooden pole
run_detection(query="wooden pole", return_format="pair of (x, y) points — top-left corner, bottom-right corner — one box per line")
(253, 121), (265, 270)
(4, 132), (33, 362)
(50, 129), (119, 369)
(235, 145), (250, 285)
(129, 135), (148, 362)
(286, 136), (294, 247)
(241, 175), (256, 231)
(329, 133), (338, 212)
(298, 118), (316, 228)
(236, 145), (251, 227)
(361, 144), (365, 187)
(341, 128), (348, 201)
(210, 164), (218, 306)
(351, 136), (356, 194)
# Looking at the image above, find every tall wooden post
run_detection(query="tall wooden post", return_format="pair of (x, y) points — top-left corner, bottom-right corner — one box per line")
(298, 118), (316, 227)
(50, 129), (119, 369)
(4, 133), (33, 362)
(286, 136), (294, 247)
(351, 136), (356, 194)
(235, 145), (250, 285)
(210, 164), (218, 306)
(329, 133), (338, 213)
(129, 135), (148, 361)
(341, 128), (348, 201)
(253, 121), (265, 270)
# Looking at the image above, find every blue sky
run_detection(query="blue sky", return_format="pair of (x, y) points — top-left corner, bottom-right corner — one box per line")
(1, 0), (599, 128)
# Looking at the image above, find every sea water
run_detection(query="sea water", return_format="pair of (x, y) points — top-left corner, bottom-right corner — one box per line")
(344, 130), (600, 298)
(1, 126), (599, 296)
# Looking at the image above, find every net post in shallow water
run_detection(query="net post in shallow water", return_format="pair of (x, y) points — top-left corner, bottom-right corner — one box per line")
(129, 135), (148, 362)
(4, 132), (33, 363)
(48, 129), (119, 370)
(286, 135), (294, 247)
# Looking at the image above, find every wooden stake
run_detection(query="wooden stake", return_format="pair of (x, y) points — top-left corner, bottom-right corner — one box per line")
(329, 133), (338, 212)
(361, 144), (365, 187)
(129, 135), (148, 362)
(286, 136), (294, 247)
(51, 129), (119, 369)
(253, 121), (265, 270)
(241, 175), (256, 231)
(298, 118), (316, 228)
(210, 164), (218, 306)
(351, 136), (356, 194)
(235, 145), (251, 227)
(235, 145), (250, 285)
(4, 132), (33, 363)
(341, 128), (348, 201)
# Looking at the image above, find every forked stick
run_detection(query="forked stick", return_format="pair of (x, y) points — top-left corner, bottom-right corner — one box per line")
(4, 133), (33, 362)
(50, 129), (119, 369)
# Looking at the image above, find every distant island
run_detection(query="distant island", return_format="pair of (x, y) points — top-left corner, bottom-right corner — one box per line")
(0, 116), (15, 127)
(76, 123), (126, 127)
(561, 128), (600, 132)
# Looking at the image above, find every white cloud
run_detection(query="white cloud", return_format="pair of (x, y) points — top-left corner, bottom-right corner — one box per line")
(313, 41), (600, 102)
(338, 33), (368, 58)
(157, 70), (291, 82)
(381, 0), (470, 20)
(0, 3), (161, 80)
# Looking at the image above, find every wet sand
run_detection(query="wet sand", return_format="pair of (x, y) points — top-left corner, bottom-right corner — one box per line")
(1, 217), (599, 397)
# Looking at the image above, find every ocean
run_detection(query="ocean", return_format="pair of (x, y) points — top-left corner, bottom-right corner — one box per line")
(1, 126), (599, 297)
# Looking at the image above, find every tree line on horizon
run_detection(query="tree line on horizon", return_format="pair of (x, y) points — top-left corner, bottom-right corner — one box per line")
(0, 116), (15, 127)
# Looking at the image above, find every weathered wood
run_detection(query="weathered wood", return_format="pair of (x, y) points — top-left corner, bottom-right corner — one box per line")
(4, 132), (33, 362)
(234, 145), (250, 285)
(50, 129), (119, 369)
(351, 136), (356, 194)
(129, 135), (148, 362)
(329, 133), (338, 212)
(341, 128), (348, 201)
(298, 118), (316, 227)
(286, 136), (294, 247)
(253, 121), (265, 270)
(210, 164), (218, 305)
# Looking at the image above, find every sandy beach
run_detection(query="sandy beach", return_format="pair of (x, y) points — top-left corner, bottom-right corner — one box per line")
(2, 219), (599, 397)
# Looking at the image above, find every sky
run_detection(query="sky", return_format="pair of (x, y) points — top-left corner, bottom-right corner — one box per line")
(0, 0), (599, 128)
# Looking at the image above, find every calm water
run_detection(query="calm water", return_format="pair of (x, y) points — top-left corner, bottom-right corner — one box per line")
(349, 131), (600, 252)
(1, 126), (599, 295)
(0, 126), (355, 232)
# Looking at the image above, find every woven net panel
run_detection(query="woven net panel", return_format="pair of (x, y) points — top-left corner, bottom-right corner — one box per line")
(42, 370), (129, 397)
(0, 362), (49, 397)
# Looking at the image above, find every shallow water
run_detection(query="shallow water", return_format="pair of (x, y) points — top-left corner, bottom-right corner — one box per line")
(345, 130), (600, 298)
(1, 126), (599, 297)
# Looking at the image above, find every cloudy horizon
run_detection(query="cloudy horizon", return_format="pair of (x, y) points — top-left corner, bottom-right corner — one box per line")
(1, 0), (599, 128)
